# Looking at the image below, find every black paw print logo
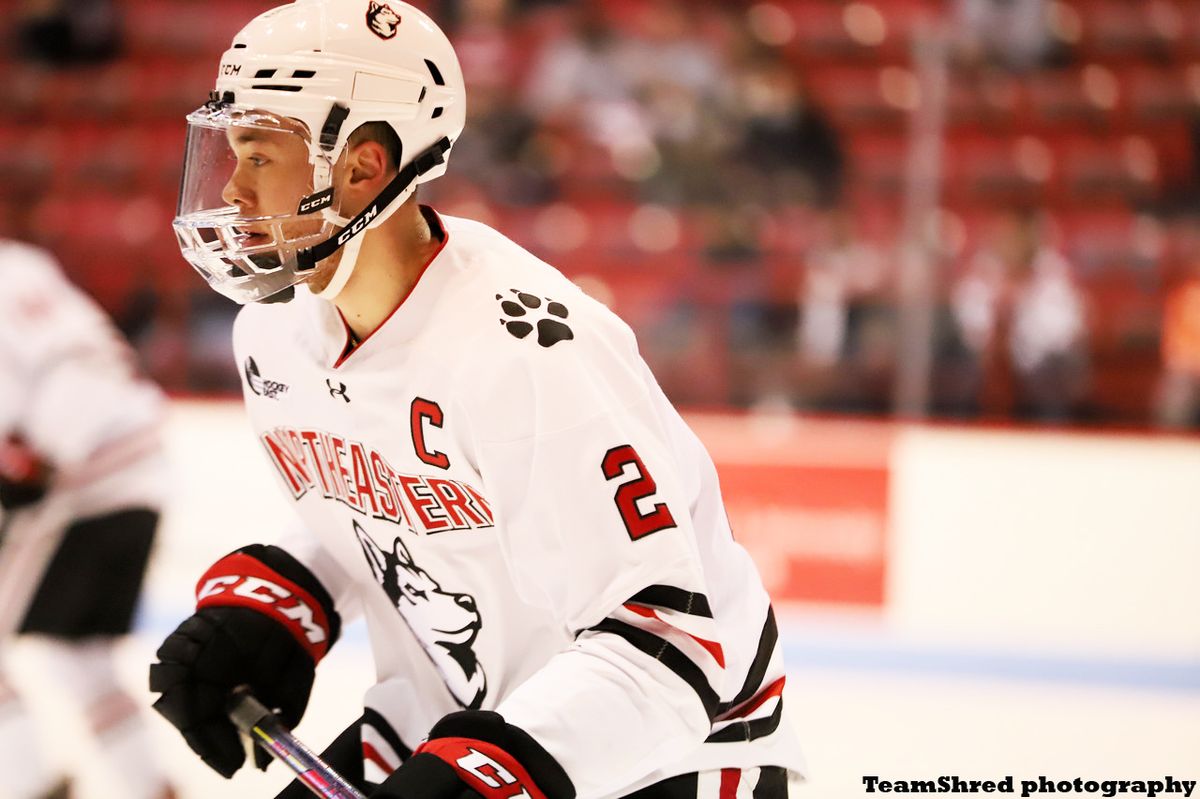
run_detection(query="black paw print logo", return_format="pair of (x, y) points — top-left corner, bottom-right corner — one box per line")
(497, 289), (574, 348)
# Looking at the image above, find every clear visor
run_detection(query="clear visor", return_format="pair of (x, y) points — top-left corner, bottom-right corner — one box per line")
(173, 104), (341, 304)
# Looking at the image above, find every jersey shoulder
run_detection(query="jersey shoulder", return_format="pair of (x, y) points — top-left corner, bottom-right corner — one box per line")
(0, 241), (70, 303)
(0, 241), (103, 343)
(439, 214), (637, 355)
(231, 288), (325, 356)
(437, 216), (654, 441)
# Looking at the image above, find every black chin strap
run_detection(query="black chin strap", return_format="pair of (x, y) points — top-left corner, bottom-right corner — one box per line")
(296, 136), (451, 271)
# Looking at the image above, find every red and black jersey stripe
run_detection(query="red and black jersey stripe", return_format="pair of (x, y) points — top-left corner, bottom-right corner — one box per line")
(589, 617), (722, 719)
(585, 585), (724, 721)
(706, 607), (783, 744)
(627, 584), (714, 618)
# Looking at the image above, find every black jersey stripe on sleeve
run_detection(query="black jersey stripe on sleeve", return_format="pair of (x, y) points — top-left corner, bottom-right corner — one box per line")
(716, 605), (778, 716)
(627, 585), (714, 618)
(753, 766), (789, 798)
(704, 698), (784, 744)
(362, 707), (413, 761)
(589, 618), (721, 720)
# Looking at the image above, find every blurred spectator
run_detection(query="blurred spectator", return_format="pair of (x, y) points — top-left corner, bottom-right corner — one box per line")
(524, 3), (645, 137)
(1156, 249), (1200, 428)
(731, 55), (845, 209)
(447, 81), (557, 206)
(943, 238), (1008, 415)
(1009, 235), (1089, 420)
(624, 0), (728, 202)
(452, 0), (522, 89)
(796, 210), (892, 411)
(951, 210), (1089, 420)
(16, 0), (122, 65)
(524, 0), (727, 202)
(953, 0), (1058, 72)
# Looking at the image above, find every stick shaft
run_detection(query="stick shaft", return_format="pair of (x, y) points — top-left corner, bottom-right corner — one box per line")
(228, 691), (367, 799)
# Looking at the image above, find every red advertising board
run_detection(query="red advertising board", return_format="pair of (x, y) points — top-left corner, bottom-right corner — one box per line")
(685, 414), (894, 607)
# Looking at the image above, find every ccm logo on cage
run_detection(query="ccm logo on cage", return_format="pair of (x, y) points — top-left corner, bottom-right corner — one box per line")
(195, 554), (333, 661)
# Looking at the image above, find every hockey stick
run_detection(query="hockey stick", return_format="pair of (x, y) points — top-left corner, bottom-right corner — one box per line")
(227, 688), (368, 799)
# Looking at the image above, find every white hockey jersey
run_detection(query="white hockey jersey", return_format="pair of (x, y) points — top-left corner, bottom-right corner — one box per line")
(0, 241), (166, 516)
(231, 210), (805, 797)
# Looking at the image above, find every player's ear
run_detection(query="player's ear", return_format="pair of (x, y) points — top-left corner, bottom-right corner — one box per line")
(345, 139), (389, 189)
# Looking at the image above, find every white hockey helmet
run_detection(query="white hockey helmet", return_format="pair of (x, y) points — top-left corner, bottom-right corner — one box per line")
(174, 0), (466, 304)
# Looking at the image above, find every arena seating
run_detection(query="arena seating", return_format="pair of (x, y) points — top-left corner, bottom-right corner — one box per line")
(0, 0), (1195, 421)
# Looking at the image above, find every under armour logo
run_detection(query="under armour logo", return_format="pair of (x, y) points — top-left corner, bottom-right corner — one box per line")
(326, 379), (350, 402)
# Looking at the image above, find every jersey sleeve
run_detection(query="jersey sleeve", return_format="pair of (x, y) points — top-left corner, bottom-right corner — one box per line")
(0, 244), (162, 466)
(462, 306), (726, 796)
(0, 341), (24, 436)
(274, 515), (364, 624)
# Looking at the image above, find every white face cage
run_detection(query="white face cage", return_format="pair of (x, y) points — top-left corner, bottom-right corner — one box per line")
(173, 98), (338, 304)
(174, 93), (451, 304)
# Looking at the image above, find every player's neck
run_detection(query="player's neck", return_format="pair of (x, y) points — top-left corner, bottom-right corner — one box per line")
(332, 202), (440, 343)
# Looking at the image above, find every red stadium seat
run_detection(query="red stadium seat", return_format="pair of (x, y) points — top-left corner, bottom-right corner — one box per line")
(1056, 132), (1162, 204)
(1073, 0), (1182, 60)
(844, 132), (909, 197)
(943, 132), (1059, 205)
(1025, 65), (1121, 130)
(1120, 65), (1195, 126)
(807, 65), (911, 129)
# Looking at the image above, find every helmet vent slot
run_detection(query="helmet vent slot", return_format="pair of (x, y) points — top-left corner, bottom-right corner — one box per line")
(254, 69), (277, 78)
(432, 107), (444, 119)
(292, 69), (317, 78)
(252, 84), (304, 92)
(424, 59), (445, 86)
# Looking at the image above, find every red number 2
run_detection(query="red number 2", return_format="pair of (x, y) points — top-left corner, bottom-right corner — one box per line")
(601, 445), (678, 541)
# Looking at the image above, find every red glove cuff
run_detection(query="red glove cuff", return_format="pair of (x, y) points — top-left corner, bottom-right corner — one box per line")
(195, 552), (334, 663)
(415, 737), (549, 799)
(0, 436), (46, 483)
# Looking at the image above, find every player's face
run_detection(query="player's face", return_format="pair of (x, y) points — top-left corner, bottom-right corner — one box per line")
(221, 118), (322, 244)
(217, 115), (353, 290)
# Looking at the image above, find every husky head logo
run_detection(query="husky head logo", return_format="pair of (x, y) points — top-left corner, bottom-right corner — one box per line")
(366, 1), (401, 39)
(354, 521), (486, 708)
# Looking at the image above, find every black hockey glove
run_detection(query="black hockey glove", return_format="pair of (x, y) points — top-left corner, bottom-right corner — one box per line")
(149, 544), (340, 778)
(0, 435), (50, 510)
(370, 710), (575, 799)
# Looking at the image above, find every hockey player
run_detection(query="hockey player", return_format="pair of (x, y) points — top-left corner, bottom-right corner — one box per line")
(150, 2), (806, 797)
(0, 241), (175, 799)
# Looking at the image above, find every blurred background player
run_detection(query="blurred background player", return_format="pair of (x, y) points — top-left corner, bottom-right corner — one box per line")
(0, 240), (175, 799)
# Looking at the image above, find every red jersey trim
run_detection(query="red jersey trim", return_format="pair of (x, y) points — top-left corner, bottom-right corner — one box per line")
(333, 206), (450, 369)
(719, 676), (786, 721)
(719, 768), (741, 799)
(362, 742), (395, 776)
(623, 602), (727, 668)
